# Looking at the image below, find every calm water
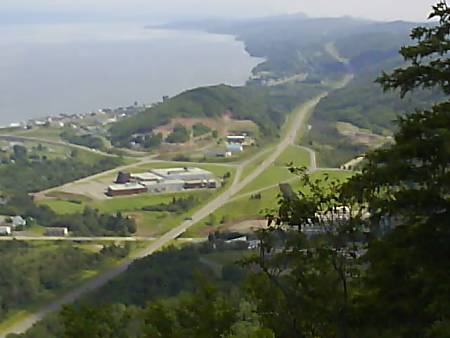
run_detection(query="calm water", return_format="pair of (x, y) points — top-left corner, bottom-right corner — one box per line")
(0, 23), (260, 125)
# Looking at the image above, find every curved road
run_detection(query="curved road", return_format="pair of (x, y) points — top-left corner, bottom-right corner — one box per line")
(0, 134), (117, 158)
(0, 76), (353, 337)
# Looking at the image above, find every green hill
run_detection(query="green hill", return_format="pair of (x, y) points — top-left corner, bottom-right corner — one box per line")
(109, 83), (323, 144)
(303, 57), (444, 167)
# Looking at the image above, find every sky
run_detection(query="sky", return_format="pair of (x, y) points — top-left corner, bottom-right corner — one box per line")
(0, 0), (439, 23)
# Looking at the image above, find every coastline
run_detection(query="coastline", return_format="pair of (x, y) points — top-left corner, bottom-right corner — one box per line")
(0, 23), (262, 127)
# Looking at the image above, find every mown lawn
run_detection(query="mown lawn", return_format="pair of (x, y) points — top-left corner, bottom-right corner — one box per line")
(184, 186), (281, 237)
(41, 199), (85, 214)
(13, 126), (63, 141)
(237, 145), (310, 195)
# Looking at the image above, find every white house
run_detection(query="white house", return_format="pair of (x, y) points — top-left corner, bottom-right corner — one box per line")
(0, 226), (11, 235)
(12, 216), (26, 227)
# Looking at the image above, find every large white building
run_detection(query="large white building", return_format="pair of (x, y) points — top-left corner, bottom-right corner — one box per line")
(149, 167), (215, 181)
(107, 167), (219, 197)
(130, 172), (162, 183)
(142, 179), (186, 193)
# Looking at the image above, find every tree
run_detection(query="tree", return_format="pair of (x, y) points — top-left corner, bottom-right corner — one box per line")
(247, 168), (365, 338)
(165, 125), (190, 144)
(61, 304), (140, 338)
(193, 123), (211, 137)
(142, 133), (163, 149)
(13, 145), (28, 161)
(348, 2), (450, 336)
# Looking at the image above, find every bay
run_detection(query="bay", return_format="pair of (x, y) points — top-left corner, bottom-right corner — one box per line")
(0, 23), (260, 125)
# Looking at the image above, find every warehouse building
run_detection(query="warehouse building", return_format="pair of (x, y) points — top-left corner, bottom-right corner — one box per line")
(107, 167), (218, 197)
(150, 167), (215, 181)
(131, 172), (162, 183)
(107, 183), (148, 197)
(184, 179), (218, 190)
(143, 179), (186, 193)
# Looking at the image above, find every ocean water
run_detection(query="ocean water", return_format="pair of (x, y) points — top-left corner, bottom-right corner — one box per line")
(0, 23), (260, 125)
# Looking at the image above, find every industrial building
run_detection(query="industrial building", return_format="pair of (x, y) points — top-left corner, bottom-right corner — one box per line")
(107, 183), (148, 197)
(184, 179), (218, 190)
(107, 167), (219, 197)
(131, 172), (162, 183)
(150, 167), (215, 181)
(143, 179), (186, 193)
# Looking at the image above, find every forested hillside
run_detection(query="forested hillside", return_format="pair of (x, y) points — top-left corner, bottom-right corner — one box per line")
(301, 27), (446, 167)
(0, 146), (122, 194)
(109, 83), (323, 144)
(9, 244), (249, 338)
(112, 16), (426, 150)
(0, 241), (131, 322)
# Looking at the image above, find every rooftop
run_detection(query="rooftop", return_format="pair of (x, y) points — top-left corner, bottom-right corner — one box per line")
(108, 183), (146, 191)
(150, 167), (213, 177)
(130, 172), (162, 181)
(140, 179), (185, 187)
(227, 135), (246, 139)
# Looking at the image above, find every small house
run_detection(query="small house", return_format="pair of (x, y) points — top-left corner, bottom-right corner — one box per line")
(12, 216), (26, 227)
(226, 135), (246, 144)
(44, 227), (69, 237)
(0, 226), (11, 236)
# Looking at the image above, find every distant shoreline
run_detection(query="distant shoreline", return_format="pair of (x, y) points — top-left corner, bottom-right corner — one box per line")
(0, 23), (261, 126)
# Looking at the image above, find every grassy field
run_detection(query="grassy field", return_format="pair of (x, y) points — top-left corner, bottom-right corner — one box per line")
(12, 126), (64, 141)
(39, 190), (217, 237)
(308, 169), (356, 185)
(42, 199), (85, 214)
(239, 147), (275, 182)
(237, 145), (310, 195)
(184, 186), (281, 237)
(93, 190), (214, 214)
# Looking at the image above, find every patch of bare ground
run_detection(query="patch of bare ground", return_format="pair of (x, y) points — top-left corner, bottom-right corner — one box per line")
(154, 115), (259, 139)
(197, 218), (267, 236)
(336, 122), (391, 148)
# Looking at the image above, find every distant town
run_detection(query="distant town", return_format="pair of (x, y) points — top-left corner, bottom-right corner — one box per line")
(0, 102), (149, 132)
